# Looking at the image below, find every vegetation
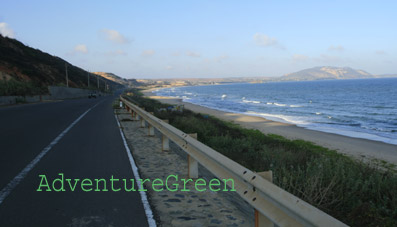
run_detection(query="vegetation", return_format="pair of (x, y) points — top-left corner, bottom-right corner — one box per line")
(0, 35), (123, 95)
(124, 89), (397, 226)
(0, 79), (48, 96)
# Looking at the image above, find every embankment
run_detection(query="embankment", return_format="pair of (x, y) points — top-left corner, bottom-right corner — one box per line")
(0, 86), (103, 106)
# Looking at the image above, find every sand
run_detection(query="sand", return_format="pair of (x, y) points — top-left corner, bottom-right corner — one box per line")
(142, 90), (397, 166)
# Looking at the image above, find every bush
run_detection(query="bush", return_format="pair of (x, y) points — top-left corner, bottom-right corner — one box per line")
(0, 79), (48, 96)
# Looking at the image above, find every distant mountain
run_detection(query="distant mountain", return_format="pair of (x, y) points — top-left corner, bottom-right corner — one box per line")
(375, 74), (397, 78)
(281, 66), (373, 81)
(93, 72), (142, 87)
(0, 35), (124, 95)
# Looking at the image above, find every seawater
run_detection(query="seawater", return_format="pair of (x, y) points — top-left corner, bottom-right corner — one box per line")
(153, 78), (397, 145)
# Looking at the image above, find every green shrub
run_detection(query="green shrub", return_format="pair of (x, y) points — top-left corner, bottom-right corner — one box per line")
(0, 79), (48, 96)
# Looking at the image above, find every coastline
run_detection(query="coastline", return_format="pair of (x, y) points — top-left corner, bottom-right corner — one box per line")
(142, 89), (397, 166)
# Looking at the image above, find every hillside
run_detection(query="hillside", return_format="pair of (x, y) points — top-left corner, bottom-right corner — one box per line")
(281, 66), (373, 81)
(0, 35), (123, 95)
(93, 72), (142, 87)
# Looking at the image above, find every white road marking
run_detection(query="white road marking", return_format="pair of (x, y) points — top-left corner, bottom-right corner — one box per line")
(0, 101), (103, 205)
(114, 113), (157, 227)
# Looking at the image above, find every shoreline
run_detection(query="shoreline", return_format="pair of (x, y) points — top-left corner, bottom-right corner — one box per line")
(142, 89), (397, 166)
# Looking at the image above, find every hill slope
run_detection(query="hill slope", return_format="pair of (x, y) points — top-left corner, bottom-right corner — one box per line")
(0, 35), (123, 95)
(93, 72), (142, 87)
(281, 66), (373, 81)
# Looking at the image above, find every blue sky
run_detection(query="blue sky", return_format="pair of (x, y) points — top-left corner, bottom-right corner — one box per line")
(1, 0), (396, 79)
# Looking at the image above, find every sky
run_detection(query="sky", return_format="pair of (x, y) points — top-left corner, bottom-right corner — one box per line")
(1, 0), (396, 79)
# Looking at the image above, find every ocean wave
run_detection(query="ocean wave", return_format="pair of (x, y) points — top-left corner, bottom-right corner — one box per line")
(372, 105), (394, 109)
(289, 105), (303, 108)
(274, 103), (286, 107)
(244, 111), (310, 125)
(325, 122), (361, 127)
(360, 125), (397, 133)
(242, 100), (261, 104)
(305, 124), (397, 145)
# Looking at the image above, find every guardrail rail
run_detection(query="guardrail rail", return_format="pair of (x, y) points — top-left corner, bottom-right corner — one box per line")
(120, 96), (347, 227)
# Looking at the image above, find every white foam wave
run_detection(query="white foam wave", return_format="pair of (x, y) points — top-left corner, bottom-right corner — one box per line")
(168, 97), (397, 145)
(245, 111), (397, 145)
(305, 125), (397, 145)
(245, 111), (310, 125)
(242, 100), (261, 104)
(274, 103), (287, 107)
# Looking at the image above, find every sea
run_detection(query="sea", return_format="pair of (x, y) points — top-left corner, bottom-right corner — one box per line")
(153, 78), (397, 145)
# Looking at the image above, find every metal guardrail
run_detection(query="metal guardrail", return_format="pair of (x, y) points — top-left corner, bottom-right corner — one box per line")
(120, 96), (347, 227)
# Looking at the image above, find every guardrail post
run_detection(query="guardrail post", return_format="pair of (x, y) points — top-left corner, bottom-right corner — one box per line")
(187, 133), (198, 178)
(148, 124), (155, 136)
(140, 118), (146, 128)
(161, 119), (170, 151)
(162, 135), (169, 151)
(255, 171), (274, 227)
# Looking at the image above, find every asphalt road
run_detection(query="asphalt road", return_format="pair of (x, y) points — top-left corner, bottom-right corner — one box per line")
(0, 95), (149, 226)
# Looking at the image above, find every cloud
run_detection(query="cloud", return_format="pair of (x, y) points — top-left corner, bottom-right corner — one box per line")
(292, 54), (309, 62)
(186, 51), (201, 58)
(0, 22), (15, 38)
(165, 65), (174, 70)
(100, 29), (130, 44)
(74, 44), (88, 54)
(375, 50), (387, 55)
(105, 50), (127, 56)
(215, 55), (229, 62)
(315, 54), (342, 63)
(328, 45), (344, 51)
(141, 50), (155, 57)
(253, 33), (283, 48)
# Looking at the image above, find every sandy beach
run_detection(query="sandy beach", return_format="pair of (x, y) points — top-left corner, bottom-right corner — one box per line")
(142, 89), (397, 166)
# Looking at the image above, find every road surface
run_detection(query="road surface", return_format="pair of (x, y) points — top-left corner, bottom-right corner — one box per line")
(0, 95), (150, 226)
